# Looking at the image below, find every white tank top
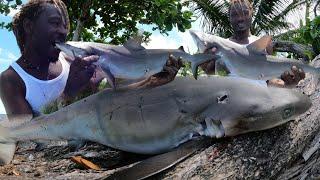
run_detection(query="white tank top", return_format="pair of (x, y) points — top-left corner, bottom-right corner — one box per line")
(10, 55), (70, 115)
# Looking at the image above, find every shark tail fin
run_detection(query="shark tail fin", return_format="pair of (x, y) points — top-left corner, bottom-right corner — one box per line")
(0, 125), (16, 165)
(190, 53), (220, 80)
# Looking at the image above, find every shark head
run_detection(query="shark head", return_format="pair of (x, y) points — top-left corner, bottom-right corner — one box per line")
(189, 30), (272, 56)
(223, 86), (311, 136)
(196, 77), (312, 137)
(55, 42), (91, 59)
(189, 30), (238, 53)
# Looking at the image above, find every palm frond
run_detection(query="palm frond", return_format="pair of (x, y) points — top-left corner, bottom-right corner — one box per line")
(189, 0), (309, 36)
(187, 0), (232, 37)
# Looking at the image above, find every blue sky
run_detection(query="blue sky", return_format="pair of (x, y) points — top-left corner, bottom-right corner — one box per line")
(0, 8), (21, 114)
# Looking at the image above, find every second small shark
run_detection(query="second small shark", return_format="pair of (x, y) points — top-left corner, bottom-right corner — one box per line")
(190, 30), (320, 81)
(55, 38), (217, 89)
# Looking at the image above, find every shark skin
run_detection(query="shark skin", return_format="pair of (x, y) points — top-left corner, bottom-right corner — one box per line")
(0, 76), (311, 165)
(189, 30), (320, 80)
(55, 40), (217, 89)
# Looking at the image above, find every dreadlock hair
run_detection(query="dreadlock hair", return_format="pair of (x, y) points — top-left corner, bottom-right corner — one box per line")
(12, 0), (70, 54)
(229, 0), (253, 15)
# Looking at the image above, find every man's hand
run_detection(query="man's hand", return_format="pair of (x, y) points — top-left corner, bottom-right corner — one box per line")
(145, 54), (183, 88)
(128, 54), (183, 89)
(200, 47), (218, 74)
(63, 55), (99, 98)
(267, 66), (305, 88)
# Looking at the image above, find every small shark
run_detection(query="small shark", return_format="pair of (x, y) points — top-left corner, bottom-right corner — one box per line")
(189, 30), (320, 80)
(0, 76), (311, 165)
(55, 39), (217, 89)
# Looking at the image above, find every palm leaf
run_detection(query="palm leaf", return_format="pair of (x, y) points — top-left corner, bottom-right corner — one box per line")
(189, 0), (308, 36)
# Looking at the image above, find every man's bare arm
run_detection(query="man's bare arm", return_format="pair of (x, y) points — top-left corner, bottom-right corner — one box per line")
(0, 69), (33, 120)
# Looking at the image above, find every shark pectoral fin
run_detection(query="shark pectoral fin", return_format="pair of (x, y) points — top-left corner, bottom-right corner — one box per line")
(100, 66), (116, 90)
(203, 117), (225, 138)
(247, 35), (272, 54)
(0, 143), (16, 165)
(0, 126), (16, 165)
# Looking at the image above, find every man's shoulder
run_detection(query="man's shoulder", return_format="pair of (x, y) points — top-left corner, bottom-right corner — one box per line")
(0, 67), (25, 91)
(1, 67), (19, 83)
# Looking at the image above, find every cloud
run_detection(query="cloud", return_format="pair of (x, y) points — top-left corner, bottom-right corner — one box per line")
(7, 52), (17, 60)
(142, 34), (180, 49)
(7, 8), (20, 17)
(0, 49), (18, 68)
(141, 19), (202, 52)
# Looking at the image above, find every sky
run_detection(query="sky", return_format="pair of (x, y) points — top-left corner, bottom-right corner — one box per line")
(0, 1), (315, 114)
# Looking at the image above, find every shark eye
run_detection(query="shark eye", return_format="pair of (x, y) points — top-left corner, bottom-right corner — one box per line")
(282, 106), (294, 119)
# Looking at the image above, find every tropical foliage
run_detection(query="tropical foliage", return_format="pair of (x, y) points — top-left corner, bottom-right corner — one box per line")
(0, 0), (193, 43)
(276, 16), (320, 57)
(0, 0), (22, 30)
(187, 0), (308, 37)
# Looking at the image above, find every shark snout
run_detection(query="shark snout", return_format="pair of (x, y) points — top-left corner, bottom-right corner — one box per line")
(293, 91), (312, 115)
(270, 88), (312, 121)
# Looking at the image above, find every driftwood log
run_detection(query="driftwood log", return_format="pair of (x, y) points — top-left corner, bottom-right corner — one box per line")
(272, 40), (315, 62)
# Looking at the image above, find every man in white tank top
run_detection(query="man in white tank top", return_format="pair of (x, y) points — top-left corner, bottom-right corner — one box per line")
(0, 0), (182, 120)
(200, 0), (305, 88)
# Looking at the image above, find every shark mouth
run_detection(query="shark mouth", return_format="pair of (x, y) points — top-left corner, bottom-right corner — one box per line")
(198, 118), (225, 138)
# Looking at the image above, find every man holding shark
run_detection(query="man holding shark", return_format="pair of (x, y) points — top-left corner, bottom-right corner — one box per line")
(0, 0), (183, 119)
(200, 0), (306, 88)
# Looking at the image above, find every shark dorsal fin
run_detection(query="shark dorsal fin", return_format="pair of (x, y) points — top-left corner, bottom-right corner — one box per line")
(124, 30), (146, 51)
(178, 46), (185, 52)
(124, 38), (145, 51)
(247, 35), (272, 54)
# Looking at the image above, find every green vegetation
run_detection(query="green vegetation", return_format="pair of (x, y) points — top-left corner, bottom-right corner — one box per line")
(187, 0), (307, 37)
(0, 0), (193, 43)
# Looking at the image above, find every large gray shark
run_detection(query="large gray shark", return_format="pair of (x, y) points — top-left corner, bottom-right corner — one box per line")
(55, 39), (217, 89)
(189, 30), (320, 80)
(0, 76), (311, 165)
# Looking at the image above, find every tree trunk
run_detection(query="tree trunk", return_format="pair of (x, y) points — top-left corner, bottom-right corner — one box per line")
(72, 19), (83, 41)
(71, 0), (92, 41)
(315, 0), (320, 17)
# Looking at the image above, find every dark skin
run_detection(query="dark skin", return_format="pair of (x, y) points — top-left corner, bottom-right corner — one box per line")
(0, 4), (182, 120)
(200, 1), (305, 88)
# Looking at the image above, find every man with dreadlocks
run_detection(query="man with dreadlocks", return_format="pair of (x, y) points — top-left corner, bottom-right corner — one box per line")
(200, 0), (305, 87)
(0, 0), (182, 120)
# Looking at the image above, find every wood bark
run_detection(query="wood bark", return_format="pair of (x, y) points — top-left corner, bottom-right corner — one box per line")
(272, 40), (315, 62)
(71, 1), (92, 41)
